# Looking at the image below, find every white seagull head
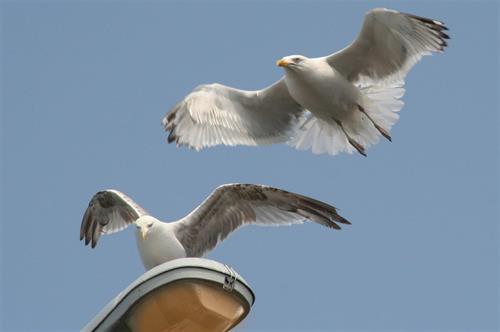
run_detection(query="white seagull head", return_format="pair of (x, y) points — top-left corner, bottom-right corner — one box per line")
(276, 54), (309, 71)
(134, 215), (158, 240)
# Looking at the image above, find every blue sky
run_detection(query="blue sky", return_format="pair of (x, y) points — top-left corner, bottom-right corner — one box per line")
(1, 1), (498, 331)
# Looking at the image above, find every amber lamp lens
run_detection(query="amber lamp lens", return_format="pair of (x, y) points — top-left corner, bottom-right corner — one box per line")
(125, 279), (249, 332)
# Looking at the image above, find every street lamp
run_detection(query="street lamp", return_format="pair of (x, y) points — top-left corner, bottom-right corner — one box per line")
(83, 258), (255, 332)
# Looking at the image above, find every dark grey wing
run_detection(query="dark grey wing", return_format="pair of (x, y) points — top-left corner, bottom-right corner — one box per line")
(174, 184), (350, 257)
(80, 190), (148, 248)
(162, 79), (305, 150)
(326, 8), (449, 85)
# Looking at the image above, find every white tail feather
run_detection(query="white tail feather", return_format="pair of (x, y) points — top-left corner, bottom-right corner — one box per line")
(289, 116), (357, 155)
(288, 84), (405, 156)
(361, 84), (405, 130)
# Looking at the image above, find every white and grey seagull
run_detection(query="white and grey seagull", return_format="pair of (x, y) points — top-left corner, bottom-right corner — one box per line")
(162, 8), (449, 156)
(80, 184), (350, 270)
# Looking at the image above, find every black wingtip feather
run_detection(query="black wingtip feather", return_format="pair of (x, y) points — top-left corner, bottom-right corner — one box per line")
(335, 215), (351, 225)
(329, 222), (341, 230)
(167, 110), (176, 122)
(167, 131), (177, 143)
(404, 12), (450, 40)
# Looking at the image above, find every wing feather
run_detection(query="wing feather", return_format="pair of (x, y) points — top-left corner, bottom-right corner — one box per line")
(174, 184), (350, 257)
(79, 190), (148, 248)
(326, 8), (449, 86)
(162, 79), (304, 150)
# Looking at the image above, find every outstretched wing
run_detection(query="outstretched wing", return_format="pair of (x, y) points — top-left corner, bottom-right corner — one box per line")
(174, 184), (350, 257)
(162, 79), (304, 150)
(80, 190), (148, 248)
(326, 8), (449, 86)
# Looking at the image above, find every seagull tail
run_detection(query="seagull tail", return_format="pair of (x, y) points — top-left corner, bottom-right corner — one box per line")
(338, 83), (405, 152)
(359, 83), (406, 138)
(288, 84), (405, 156)
(288, 116), (358, 156)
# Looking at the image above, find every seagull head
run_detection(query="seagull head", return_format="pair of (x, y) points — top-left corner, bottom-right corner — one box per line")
(135, 216), (157, 240)
(276, 55), (308, 71)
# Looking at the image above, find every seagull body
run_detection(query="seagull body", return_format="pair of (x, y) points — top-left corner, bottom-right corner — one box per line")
(281, 56), (363, 122)
(134, 216), (185, 269)
(80, 184), (350, 270)
(282, 57), (358, 118)
(163, 8), (449, 156)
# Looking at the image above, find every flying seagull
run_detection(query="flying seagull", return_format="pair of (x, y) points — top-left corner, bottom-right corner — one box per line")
(80, 184), (350, 270)
(162, 8), (449, 156)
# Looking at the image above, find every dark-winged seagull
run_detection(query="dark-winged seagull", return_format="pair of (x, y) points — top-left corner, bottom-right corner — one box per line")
(80, 184), (350, 270)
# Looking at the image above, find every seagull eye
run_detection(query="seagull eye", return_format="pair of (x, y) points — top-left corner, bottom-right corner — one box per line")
(148, 224), (153, 228)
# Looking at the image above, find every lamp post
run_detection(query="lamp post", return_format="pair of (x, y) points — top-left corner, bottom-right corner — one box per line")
(83, 258), (255, 332)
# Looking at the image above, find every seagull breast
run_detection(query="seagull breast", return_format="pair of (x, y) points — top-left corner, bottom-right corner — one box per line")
(135, 221), (187, 270)
(283, 58), (362, 121)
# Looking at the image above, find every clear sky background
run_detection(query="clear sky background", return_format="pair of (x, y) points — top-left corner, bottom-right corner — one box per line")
(1, 1), (498, 331)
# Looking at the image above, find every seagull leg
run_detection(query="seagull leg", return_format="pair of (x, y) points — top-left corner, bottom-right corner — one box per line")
(357, 105), (392, 142)
(334, 119), (367, 157)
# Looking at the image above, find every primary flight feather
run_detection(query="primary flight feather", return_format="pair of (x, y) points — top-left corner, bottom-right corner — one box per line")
(80, 184), (350, 270)
(162, 8), (449, 156)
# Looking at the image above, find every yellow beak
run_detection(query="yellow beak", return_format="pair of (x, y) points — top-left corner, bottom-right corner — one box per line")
(276, 59), (289, 67)
(141, 229), (148, 240)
